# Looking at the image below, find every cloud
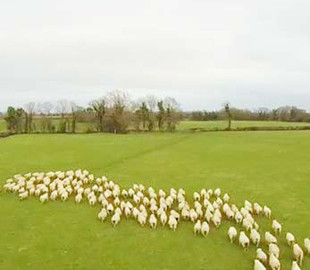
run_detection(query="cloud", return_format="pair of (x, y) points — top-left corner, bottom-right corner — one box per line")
(0, 0), (309, 111)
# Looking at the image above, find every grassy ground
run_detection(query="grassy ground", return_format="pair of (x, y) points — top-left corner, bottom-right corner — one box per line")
(178, 120), (310, 131)
(0, 132), (310, 270)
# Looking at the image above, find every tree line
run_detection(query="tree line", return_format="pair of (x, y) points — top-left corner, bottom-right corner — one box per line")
(189, 105), (310, 123)
(2, 90), (181, 134)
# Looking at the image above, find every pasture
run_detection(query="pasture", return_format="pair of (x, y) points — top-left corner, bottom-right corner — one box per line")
(178, 120), (310, 131)
(0, 131), (310, 269)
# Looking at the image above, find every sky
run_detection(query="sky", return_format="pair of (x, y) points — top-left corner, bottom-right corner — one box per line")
(0, 0), (309, 112)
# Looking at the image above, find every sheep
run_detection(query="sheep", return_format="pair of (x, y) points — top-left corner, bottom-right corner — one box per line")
(239, 231), (250, 250)
(256, 248), (268, 265)
(250, 229), (261, 247)
(235, 211), (243, 224)
(111, 212), (121, 227)
(269, 253), (280, 270)
(124, 207), (131, 218)
(243, 218), (253, 232)
(88, 195), (97, 206)
(181, 208), (190, 220)
(19, 191), (28, 200)
(223, 193), (230, 203)
(263, 205), (271, 218)
(170, 210), (180, 222)
(194, 220), (201, 235)
(138, 212), (147, 226)
(107, 203), (114, 214)
(228, 226), (237, 243)
(50, 190), (58, 200)
(272, 220), (282, 234)
(205, 209), (213, 223)
(149, 214), (157, 229)
(168, 215), (178, 231)
(254, 259), (266, 270)
(98, 208), (107, 221)
(286, 232), (295, 246)
(253, 203), (263, 215)
(212, 214), (221, 228)
(121, 189), (128, 198)
(244, 200), (252, 213)
(291, 261), (301, 270)
(265, 232), (277, 244)
(269, 243), (280, 258)
(201, 221), (209, 236)
(39, 193), (49, 203)
(132, 208), (140, 220)
(160, 212), (168, 225)
(304, 238), (310, 254)
(214, 188), (221, 197)
(159, 189), (166, 198)
(293, 243), (303, 266)
(189, 209), (198, 222)
(193, 192), (200, 201)
(75, 193), (82, 203)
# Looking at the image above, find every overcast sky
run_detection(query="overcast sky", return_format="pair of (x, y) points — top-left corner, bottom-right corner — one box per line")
(0, 0), (309, 111)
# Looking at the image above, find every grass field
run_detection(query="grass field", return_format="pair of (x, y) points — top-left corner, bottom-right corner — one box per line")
(1, 118), (310, 133)
(0, 132), (310, 269)
(178, 120), (310, 131)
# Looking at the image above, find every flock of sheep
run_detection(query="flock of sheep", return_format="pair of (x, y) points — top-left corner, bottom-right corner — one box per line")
(2, 169), (310, 270)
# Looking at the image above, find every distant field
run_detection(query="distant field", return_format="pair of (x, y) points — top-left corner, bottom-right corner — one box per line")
(0, 131), (310, 269)
(178, 120), (310, 131)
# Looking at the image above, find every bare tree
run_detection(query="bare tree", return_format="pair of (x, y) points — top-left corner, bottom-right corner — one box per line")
(90, 98), (106, 132)
(105, 90), (131, 133)
(24, 102), (36, 133)
(224, 102), (232, 130)
(41, 102), (54, 115)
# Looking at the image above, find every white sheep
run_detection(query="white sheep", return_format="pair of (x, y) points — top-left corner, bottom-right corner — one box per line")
(193, 192), (200, 201)
(19, 191), (28, 200)
(286, 232), (295, 246)
(50, 190), (58, 200)
(194, 220), (201, 235)
(269, 243), (280, 258)
(223, 193), (230, 202)
(160, 212), (168, 226)
(39, 193), (49, 203)
(168, 215), (178, 231)
(228, 226), (237, 243)
(269, 253), (280, 270)
(265, 231), (277, 244)
(235, 211), (243, 224)
(212, 214), (221, 228)
(293, 243), (303, 266)
(256, 248), (267, 264)
(111, 212), (121, 227)
(253, 203), (263, 215)
(98, 208), (107, 221)
(149, 214), (157, 229)
(272, 220), (282, 234)
(189, 209), (198, 222)
(201, 221), (209, 236)
(254, 259), (266, 270)
(214, 188), (221, 197)
(239, 231), (250, 250)
(138, 212), (147, 226)
(304, 238), (310, 254)
(263, 205), (271, 218)
(75, 193), (82, 203)
(250, 229), (261, 247)
(292, 261), (301, 270)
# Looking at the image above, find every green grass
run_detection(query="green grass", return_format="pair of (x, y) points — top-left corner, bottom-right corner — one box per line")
(0, 132), (310, 269)
(178, 120), (310, 131)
